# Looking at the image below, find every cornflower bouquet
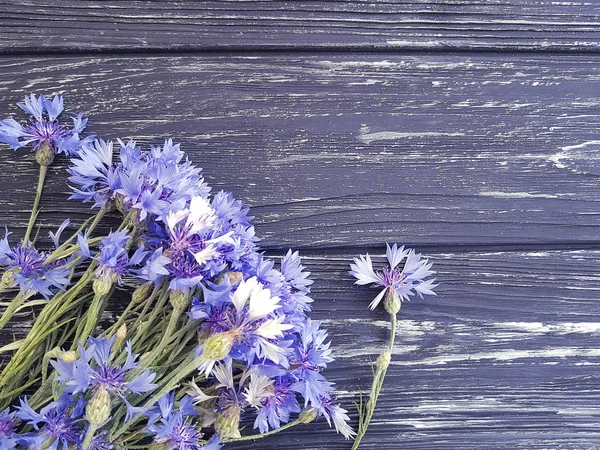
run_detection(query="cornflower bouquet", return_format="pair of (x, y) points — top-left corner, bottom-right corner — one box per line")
(0, 94), (437, 450)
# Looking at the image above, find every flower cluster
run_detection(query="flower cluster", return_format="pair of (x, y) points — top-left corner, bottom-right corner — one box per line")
(0, 94), (355, 449)
(69, 138), (209, 218)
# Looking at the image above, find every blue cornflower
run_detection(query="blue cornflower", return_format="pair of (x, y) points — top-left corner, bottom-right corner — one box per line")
(79, 230), (145, 291)
(0, 94), (91, 156)
(290, 319), (333, 375)
(349, 243), (437, 310)
(146, 392), (220, 450)
(196, 277), (293, 376)
(140, 196), (235, 292)
(210, 190), (258, 272)
(16, 394), (85, 450)
(0, 228), (72, 299)
(51, 336), (157, 420)
(252, 376), (300, 434)
(272, 250), (315, 323)
(68, 139), (120, 208)
(0, 407), (19, 450)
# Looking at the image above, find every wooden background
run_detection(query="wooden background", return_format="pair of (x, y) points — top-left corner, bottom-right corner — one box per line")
(2, 2), (600, 449)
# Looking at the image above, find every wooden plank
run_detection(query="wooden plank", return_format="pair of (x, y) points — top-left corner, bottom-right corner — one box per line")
(1, 54), (600, 248)
(3, 249), (600, 448)
(1, 1), (600, 53)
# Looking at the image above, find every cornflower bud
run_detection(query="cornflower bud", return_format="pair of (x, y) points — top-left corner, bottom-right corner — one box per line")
(92, 271), (117, 297)
(298, 407), (318, 424)
(215, 407), (242, 439)
(113, 323), (127, 355)
(170, 289), (190, 312)
(202, 331), (235, 361)
(132, 281), (153, 304)
(376, 349), (392, 372)
(35, 142), (55, 167)
(383, 288), (401, 315)
(86, 385), (111, 426)
(116, 323), (127, 341)
(61, 350), (77, 363)
(0, 267), (19, 290)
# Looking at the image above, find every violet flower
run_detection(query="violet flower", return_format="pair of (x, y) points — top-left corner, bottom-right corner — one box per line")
(0, 228), (72, 299)
(15, 394), (85, 450)
(51, 336), (157, 420)
(0, 407), (19, 450)
(146, 392), (221, 450)
(350, 243), (437, 310)
(0, 94), (91, 156)
(68, 138), (209, 220)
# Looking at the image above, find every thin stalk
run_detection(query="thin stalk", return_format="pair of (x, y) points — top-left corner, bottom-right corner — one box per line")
(0, 290), (33, 329)
(81, 424), (98, 449)
(43, 208), (104, 265)
(222, 418), (305, 443)
(351, 312), (396, 450)
(23, 164), (47, 245)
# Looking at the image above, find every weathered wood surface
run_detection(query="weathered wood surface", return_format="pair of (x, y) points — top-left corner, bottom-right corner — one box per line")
(1, 1), (600, 53)
(2, 55), (600, 249)
(2, 5), (600, 449)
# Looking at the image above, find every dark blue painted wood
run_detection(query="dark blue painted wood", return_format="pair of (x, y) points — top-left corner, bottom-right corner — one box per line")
(2, 5), (600, 449)
(1, 1), (600, 53)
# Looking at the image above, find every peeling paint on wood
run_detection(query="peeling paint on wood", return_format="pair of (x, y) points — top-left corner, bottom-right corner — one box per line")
(2, 5), (600, 449)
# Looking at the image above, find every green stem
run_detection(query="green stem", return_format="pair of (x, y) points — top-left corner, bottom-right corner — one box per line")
(222, 418), (304, 443)
(143, 306), (183, 363)
(74, 290), (112, 347)
(81, 423), (97, 449)
(351, 312), (396, 450)
(0, 290), (33, 329)
(23, 164), (47, 245)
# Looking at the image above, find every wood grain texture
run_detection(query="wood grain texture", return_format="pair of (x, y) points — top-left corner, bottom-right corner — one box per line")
(2, 54), (600, 249)
(3, 248), (600, 448)
(1, 1), (600, 53)
(2, 10), (600, 448)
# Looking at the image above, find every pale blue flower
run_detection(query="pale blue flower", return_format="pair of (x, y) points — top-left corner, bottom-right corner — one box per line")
(349, 243), (437, 310)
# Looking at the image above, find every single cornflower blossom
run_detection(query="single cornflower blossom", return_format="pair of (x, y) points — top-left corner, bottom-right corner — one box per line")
(15, 394), (85, 450)
(252, 375), (300, 434)
(349, 243), (437, 311)
(140, 196), (235, 292)
(348, 244), (438, 448)
(146, 392), (220, 450)
(79, 230), (145, 295)
(51, 336), (157, 420)
(0, 227), (72, 298)
(196, 277), (293, 376)
(68, 139), (120, 208)
(0, 94), (91, 163)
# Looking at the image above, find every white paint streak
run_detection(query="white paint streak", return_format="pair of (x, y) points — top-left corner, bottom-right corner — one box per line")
(393, 348), (600, 366)
(550, 140), (600, 171)
(500, 322), (600, 335)
(358, 124), (464, 144)
(479, 191), (559, 199)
